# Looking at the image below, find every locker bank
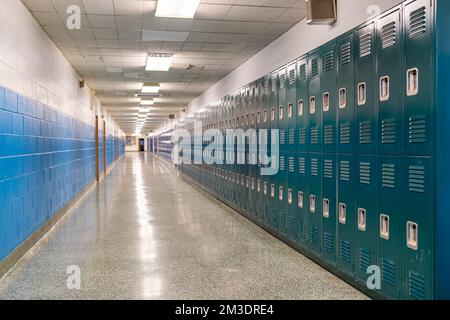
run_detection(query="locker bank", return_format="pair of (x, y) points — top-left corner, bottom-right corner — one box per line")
(0, 0), (449, 301)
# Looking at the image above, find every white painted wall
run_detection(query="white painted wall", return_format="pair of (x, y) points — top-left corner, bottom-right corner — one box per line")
(0, 0), (124, 138)
(158, 0), (404, 132)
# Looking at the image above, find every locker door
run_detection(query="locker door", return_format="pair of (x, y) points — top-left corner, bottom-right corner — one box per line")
(278, 68), (287, 154)
(378, 155), (404, 299)
(308, 153), (322, 254)
(269, 72), (279, 230)
(286, 153), (298, 241)
(262, 76), (272, 226)
(250, 83), (258, 217)
(355, 155), (379, 283)
(255, 80), (264, 221)
(308, 50), (322, 153)
(297, 56), (309, 154)
(322, 154), (337, 264)
(277, 153), (288, 235)
(356, 21), (378, 154)
(287, 63), (297, 154)
(296, 152), (309, 248)
(337, 155), (356, 275)
(377, 6), (404, 155)
(321, 41), (338, 154)
(403, 0), (434, 156)
(403, 156), (434, 300)
(337, 31), (356, 154)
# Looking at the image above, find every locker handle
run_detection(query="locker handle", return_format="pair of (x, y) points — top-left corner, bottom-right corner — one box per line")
(257, 112), (261, 124)
(270, 184), (275, 198)
(339, 88), (347, 109)
(288, 189), (293, 205)
(279, 105), (284, 120)
(357, 82), (366, 106)
(407, 221), (419, 250)
(298, 191), (304, 208)
(271, 108), (276, 121)
(358, 208), (367, 231)
(279, 186), (284, 201)
(263, 182), (268, 195)
(323, 93), (330, 112)
(309, 97), (316, 114)
(407, 68), (419, 96)
(257, 179), (261, 193)
(288, 102), (293, 118)
(310, 195), (316, 213)
(323, 199), (330, 218)
(380, 214), (390, 240)
(339, 203), (347, 224)
(380, 76), (390, 101)
(251, 178), (255, 191)
(298, 99), (304, 116)
(263, 110), (268, 123)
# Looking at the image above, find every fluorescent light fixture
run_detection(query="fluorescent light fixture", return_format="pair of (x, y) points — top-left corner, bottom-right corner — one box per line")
(142, 30), (189, 42)
(139, 107), (151, 113)
(155, 0), (200, 18)
(141, 82), (160, 93)
(145, 53), (173, 71)
(140, 99), (154, 106)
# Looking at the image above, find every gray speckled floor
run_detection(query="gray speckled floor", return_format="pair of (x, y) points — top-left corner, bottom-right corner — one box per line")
(0, 153), (368, 300)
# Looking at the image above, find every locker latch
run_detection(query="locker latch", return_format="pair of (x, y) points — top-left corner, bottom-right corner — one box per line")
(310, 195), (316, 213)
(407, 68), (419, 96)
(257, 180), (261, 193)
(279, 186), (284, 201)
(279, 105), (284, 120)
(339, 88), (347, 109)
(298, 191), (304, 208)
(309, 97), (316, 114)
(407, 221), (419, 250)
(288, 103), (293, 118)
(357, 82), (366, 106)
(339, 203), (347, 224)
(270, 184), (275, 198)
(288, 189), (293, 205)
(323, 199), (330, 218)
(358, 208), (367, 231)
(298, 99), (304, 116)
(380, 76), (390, 101)
(263, 182), (268, 195)
(323, 93), (330, 112)
(380, 214), (390, 240)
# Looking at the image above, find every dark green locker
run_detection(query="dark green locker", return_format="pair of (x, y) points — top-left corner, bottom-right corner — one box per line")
(321, 154), (337, 264)
(308, 50), (322, 153)
(337, 155), (356, 275)
(277, 154), (288, 235)
(287, 63), (297, 154)
(321, 41), (338, 154)
(269, 72), (279, 230)
(297, 56), (309, 154)
(262, 76), (272, 226)
(355, 155), (379, 283)
(403, 0), (434, 156)
(378, 155), (404, 299)
(337, 31), (356, 154)
(308, 153), (322, 255)
(278, 68), (287, 154)
(403, 156), (434, 300)
(296, 152), (309, 247)
(356, 21), (378, 155)
(255, 79), (265, 221)
(286, 153), (298, 240)
(377, 6), (404, 155)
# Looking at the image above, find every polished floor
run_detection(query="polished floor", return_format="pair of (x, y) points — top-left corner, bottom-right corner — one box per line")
(0, 153), (368, 300)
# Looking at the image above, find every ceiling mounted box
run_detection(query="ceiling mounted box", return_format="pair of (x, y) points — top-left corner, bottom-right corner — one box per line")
(305, 0), (337, 25)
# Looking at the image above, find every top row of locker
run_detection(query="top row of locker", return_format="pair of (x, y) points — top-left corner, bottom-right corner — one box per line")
(237, 0), (433, 157)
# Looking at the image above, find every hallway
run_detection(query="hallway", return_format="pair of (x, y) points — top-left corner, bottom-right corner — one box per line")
(0, 153), (367, 300)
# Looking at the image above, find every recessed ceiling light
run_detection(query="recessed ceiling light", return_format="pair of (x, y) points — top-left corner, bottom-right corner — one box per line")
(140, 99), (154, 106)
(141, 82), (160, 93)
(145, 53), (173, 71)
(139, 107), (151, 113)
(155, 0), (200, 18)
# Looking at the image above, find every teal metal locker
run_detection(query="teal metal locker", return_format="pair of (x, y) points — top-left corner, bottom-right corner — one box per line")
(297, 153), (309, 247)
(286, 153), (298, 240)
(308, 50), (322, 153)
(322, 154), (337, 264)
(377, 6), (404, 155)
(308, 153), (322, 255)
(355, 155), (379, 283)
(287, 62), (297, 154)
(321, 41), (338, 153)
(297, 56), (309, 154)
(356, 21), (378, 155)
(337, 31), (356, 154)
(269, 72), (279, 230)
(337, 155), (356, 275)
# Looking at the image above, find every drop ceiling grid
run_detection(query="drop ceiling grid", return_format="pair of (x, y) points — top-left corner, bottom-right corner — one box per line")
(22, 0), (305, 133)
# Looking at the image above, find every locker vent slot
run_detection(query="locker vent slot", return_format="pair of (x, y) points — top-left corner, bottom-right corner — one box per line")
(298, 221), (306, 239)
(409, 115), (427, 144)
(271, 208), (276, 223)
(359, 249), (371, 272)
(324, 51), (334, 72)
(340, 123), (351, 145)
(280, 156), (285, 172)
(409, 7), (427, 39)
(382, 259), (396, 286)
(324, 125), (334, 145)
(339, 240), (351, 263)
(381, 21), (397, 49)
(258, 84), (263, 97)
(288, 67), (296, 84)
(359, 33), (372, 58)
(359, 121), (372, 145)
(288, 216), (295, 234)
(299, 128), (307, 145)
(271, 75), (278, 92)
(409, 271), (425, 300)
(279, 73), (286, 89)
(288, 157), (295, 173)
(409, 165), (425, 193)
(280, 129), (286, 145)
(381, 118), (396, 144)
(359, 162), (371, 185)
(382, 164), (396, 189)
(289, 128), (295, 145)
(299, 63), (307, 81)
(299, 158), (306, 174)
(340, 42), (351, 66)
(279, 211), (285, 229)
(324, 160), (334, 179)
(264, 79), (270, 95)
(311, 225), (320, 247)
(311, 158), (319, 176)
(311, 127), (320, 145)
(324, 232), (334, 253)
(340, 161), (350, 182)
(311, 58), (319, 77)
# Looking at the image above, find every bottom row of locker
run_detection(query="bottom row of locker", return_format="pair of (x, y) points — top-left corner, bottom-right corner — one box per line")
(180, 154), (434, 300)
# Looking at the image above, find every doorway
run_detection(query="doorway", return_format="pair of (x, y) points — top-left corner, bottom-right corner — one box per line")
(103, 120), (106, 175)
(139, 138), (145, 152)
(95, 116), (99, 181)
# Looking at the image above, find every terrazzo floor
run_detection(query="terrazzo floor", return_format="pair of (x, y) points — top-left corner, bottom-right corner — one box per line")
(0, 152), (368, 300)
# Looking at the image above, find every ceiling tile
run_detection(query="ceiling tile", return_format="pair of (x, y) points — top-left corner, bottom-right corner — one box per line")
(195, 4), (231, 20)
(82, 0), (114, 15)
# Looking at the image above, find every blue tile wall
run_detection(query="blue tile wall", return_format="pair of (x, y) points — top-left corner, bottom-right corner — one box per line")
(0, 86), (125, 261)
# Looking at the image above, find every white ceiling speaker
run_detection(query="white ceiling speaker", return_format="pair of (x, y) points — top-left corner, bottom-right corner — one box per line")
(305, 0), (337, 25)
